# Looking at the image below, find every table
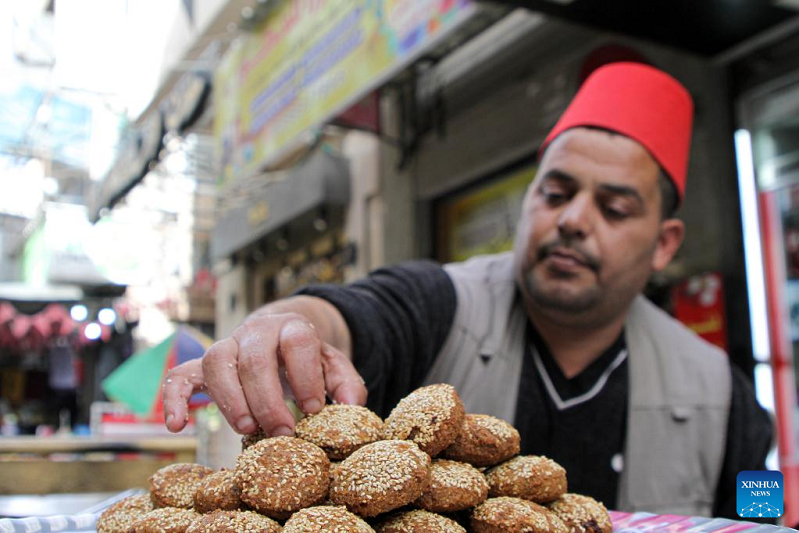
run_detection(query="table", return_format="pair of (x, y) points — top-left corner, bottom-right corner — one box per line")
(0, 436), (196, 494)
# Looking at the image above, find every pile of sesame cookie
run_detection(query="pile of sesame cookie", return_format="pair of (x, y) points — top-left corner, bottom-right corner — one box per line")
(97, 383), (613, 532)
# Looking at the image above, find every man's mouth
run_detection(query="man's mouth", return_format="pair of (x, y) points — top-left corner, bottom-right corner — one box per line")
(538, 245), (599, 272)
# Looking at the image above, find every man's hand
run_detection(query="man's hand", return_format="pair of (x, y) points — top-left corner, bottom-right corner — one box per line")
(162, 311), (366, 436)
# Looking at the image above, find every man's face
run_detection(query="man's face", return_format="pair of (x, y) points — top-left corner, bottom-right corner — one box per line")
(513, 127), (684, 326)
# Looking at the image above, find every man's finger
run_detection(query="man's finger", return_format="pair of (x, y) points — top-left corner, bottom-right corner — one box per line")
(279, 320), (326, 415)
(201, 337), (257, 434)
(320, 342), (368, 406)
(236, 325), (297, 437)
(162, 358), (204, 433)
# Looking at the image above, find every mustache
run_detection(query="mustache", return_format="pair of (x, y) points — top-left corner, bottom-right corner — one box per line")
(536, 240), (600, 271)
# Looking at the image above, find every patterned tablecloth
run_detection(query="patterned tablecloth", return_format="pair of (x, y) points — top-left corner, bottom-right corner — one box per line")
(1, 501), (797, 532)
(610, 511), (798, 532)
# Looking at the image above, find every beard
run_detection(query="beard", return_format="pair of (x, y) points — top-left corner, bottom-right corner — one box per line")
(521, 269), (603, 314)
(520, 238), (604, 314)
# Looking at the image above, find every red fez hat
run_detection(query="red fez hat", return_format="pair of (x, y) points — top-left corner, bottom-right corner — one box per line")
(540, 62), (693, 200)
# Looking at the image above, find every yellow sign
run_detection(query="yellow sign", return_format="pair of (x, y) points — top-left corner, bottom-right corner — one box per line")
(214, 43), (243, 184)
(215, 0), (476, 183)
(439, 165), (536, 263)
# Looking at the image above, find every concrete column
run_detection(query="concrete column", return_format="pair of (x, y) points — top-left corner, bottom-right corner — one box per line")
(341, 131), (381, 280)
(339, 89), (418, 276)
(202, 261), (249, 469)
(377, 89), (418, 265)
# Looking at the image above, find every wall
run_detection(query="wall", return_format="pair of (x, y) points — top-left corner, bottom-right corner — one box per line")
(206, 262), (250, 468)
(341, 131), (382, 279)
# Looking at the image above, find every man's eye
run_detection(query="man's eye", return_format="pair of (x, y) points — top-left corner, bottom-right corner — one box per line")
(603, 205), (628, 220)
(541, 187), (567, 203)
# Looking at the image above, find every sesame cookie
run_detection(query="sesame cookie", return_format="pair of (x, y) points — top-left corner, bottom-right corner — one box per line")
(415, 459), (488, 513)
(486, 455), (567, 503)
(295, 404), (383, 460)
(149, 463), (215, 509)
(234, 436), (330, 518)
(283, 505), (375, 532)
(377, 509), (466, 532)
(547, 493), (613, 533)
(96, 493), (153, 533)
(329, 440), (431, 517)
(129, 508), (200, 533)
(382, 384), (465, 456)
(185, 510), (281, 532)
(192, 469), (242, 513)
(443, 414), (520, 467)
(471, 497), (568, 533)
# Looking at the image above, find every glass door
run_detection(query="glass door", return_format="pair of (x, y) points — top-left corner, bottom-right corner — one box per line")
(738, 74), (799, 526)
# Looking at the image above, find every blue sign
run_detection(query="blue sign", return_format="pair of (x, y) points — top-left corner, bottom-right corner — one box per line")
(737, 470), (783, 519)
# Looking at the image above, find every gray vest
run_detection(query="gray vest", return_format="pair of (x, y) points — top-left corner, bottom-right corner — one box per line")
(424, 252), (731, 516)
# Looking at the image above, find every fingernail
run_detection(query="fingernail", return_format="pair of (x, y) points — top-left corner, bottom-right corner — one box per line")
(338, 391), (358, 405)
(303, 398), (323, 413)
(272, 425), (293, 437)
(236, 416), (255, 432)
(166, 414), (175, 427)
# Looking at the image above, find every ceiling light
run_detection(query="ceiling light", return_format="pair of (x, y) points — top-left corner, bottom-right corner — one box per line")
(98, 308), (117, 326)
(70, 304), (88, 322)
(84, 322), (102, 340)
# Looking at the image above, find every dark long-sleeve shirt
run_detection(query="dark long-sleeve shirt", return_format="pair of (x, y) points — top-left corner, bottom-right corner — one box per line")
(297, 259), (773, 518)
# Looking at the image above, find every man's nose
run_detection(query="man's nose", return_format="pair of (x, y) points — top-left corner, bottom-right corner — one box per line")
(557, 194), (593, 239)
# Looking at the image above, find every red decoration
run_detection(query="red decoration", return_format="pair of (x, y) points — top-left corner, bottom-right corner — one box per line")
(672, 272), (728, 351)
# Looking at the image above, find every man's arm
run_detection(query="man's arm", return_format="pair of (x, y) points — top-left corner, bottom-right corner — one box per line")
(162, 259), (457, 434)
(713, 364), (775, 520)
(297, 259), (458, 416)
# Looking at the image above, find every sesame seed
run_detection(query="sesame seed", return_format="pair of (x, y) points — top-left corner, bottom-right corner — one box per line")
(329, 440), (431, 517)
(547, 493), (613, 533)
(283, 505), (374, 532)
(378, 509), (466, 532)
(295, 404), (383, 460)
(382, 384), (465, 456)
(149, 463), (214, 509)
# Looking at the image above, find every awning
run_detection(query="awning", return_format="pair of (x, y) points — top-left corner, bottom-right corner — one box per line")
(490, 0), (798, 58)
(0, 283), (82, 304)
(211, 148), (350, 261)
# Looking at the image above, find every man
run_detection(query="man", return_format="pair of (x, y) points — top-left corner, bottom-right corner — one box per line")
(163, 62), (771, 518)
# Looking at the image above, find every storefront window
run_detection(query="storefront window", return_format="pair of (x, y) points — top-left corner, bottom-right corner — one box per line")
(739, 76), (799, 484)
(436, 164), (535, 263)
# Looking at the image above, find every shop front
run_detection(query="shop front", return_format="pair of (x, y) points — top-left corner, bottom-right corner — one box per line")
(195, 0), (794, 525)
(733, 35), (799, 525)
(399, 5), (788, 527)
(211, 146), (352, 308)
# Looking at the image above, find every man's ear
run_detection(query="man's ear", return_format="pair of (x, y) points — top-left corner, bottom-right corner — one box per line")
(652, 218), (685, 272)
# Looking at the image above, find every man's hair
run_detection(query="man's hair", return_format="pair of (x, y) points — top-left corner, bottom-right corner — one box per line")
(658, 169), (679, 220)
